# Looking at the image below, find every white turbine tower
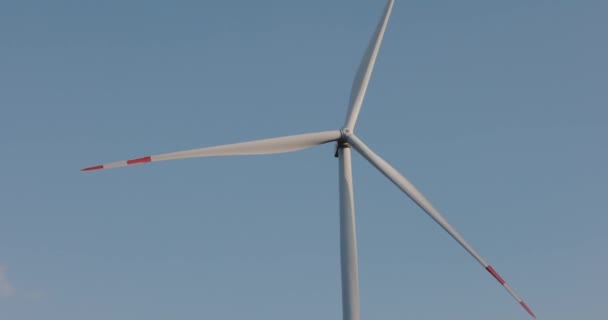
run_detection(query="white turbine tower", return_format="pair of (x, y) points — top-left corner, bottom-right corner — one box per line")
(82, 1), (536, 318)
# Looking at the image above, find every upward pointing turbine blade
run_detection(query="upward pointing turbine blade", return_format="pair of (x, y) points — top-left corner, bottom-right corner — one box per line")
(347, 134), (536, 319)
(81, 130), (341, 171)
(343, 0), (394, 131)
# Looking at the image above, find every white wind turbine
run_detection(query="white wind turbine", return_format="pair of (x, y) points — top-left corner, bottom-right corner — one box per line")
(82, 1), (536, 318)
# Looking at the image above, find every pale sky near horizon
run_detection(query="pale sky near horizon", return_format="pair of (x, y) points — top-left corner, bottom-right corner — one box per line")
(1, 0), (607, 319)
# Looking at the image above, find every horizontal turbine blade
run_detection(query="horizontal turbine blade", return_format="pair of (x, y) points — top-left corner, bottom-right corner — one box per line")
(81, 130), (341, 172)
(347, 134), (536, 319)
(343, 0), (394, 131)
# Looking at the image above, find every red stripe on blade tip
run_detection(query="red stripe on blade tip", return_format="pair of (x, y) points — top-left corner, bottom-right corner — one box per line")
(81, 165), (104, 171)
(485, 266), (506, 285)
(520, 301), (536, 318)
(127, 156), (151, 165)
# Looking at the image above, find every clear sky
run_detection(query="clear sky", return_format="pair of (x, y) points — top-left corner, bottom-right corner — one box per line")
(1, 0), (607, 319)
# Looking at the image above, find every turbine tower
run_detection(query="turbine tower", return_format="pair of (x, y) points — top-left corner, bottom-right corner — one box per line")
(82, 1), (536, 318)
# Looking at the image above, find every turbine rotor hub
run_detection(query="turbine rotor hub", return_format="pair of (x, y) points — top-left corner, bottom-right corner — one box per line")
(335, 128), (352, 157)
(339, 128), (352, 144)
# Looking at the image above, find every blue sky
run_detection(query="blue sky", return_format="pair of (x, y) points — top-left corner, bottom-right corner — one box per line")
(1, 0), (607, 319)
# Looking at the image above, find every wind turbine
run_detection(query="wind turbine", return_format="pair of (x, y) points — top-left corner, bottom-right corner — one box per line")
(82, 0), (536, 318)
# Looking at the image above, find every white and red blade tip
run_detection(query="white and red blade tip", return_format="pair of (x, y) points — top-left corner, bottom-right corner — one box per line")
(81, 156), (151, 171)
(486, 266), (536, 318)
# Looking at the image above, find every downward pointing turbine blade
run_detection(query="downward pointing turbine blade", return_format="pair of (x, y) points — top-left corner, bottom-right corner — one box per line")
(347, 134), (536, 318)
(343, 0), (394, 131)
(81, 130), (341, 171)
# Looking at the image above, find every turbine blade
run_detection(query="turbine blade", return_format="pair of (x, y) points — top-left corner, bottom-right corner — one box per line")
(81, 130), (341, 172)
(347, 134), (536, 319)
(343, 0), (394, 131)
